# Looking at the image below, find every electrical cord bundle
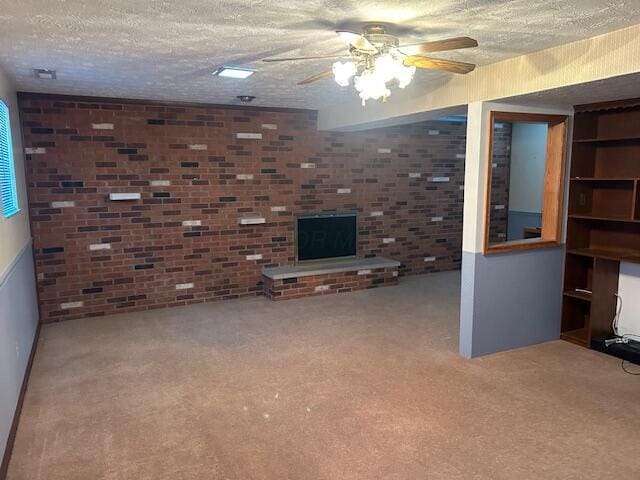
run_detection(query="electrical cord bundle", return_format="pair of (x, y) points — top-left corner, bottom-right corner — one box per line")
(621, 360), (640, 375)
(610, 293), (640, 375)
(612, 293), (622, 336)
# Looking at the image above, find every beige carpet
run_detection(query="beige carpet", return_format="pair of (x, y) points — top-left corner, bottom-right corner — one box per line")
(7, 272), (640, 480)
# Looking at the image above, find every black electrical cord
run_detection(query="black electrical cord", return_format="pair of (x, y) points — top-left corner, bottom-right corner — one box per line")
(621, 360), (640, 375)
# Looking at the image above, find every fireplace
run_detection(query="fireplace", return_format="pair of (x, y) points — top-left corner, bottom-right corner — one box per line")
(295, 212), (357, 263)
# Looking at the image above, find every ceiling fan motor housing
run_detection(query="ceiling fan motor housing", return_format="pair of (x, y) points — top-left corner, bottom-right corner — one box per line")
(362, 24), (399, 52)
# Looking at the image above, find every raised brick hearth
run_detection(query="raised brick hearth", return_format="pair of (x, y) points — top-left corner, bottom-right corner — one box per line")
(19, 93), (466, 322)
(263, 267), (399, 300)
(262, 257), (400, 300)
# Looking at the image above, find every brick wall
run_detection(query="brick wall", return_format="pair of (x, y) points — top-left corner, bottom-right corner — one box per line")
(19, 93), (466, 322)
(489, 121), (512, 244)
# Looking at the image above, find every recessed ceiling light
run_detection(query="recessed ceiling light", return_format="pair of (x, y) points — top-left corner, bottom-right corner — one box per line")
(34, 68), (56, 79)
(212, 66), (255, 79)
(237, 95), (256, 103)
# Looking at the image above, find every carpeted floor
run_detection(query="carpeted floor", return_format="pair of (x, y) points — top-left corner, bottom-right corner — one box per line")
(7, 271), (640, 479)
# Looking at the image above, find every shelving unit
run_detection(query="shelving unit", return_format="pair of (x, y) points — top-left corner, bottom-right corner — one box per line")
(561, 99), (640, 347)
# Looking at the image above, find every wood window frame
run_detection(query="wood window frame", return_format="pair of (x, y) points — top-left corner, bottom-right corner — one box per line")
(483, 111), (569, 255)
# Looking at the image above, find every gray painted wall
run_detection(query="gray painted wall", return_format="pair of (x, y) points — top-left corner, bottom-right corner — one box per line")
(0, 242), (39, 459)
(460, 247), (564, 358)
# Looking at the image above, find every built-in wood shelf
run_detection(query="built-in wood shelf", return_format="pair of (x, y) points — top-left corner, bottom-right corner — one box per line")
(568, 214), (639, 223)
(562, 99), (640, 348)
(573, 135), (640, 144)
(560, 327), (590, 347)
(566, 247), (640, 264)
(563, 290), (592, 302)
(570, 177), (637, 182)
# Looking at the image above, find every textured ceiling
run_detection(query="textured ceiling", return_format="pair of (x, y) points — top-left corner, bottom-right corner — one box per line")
(1, 0), (640, 110)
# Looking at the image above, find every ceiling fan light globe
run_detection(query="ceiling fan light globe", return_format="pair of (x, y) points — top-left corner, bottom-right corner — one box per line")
(372, 53), (416, 91)
(397, 65), (416, 88)
(374, 54), (398, 83)
(332, 61), (357, 87)
(354, 71), (391, 101)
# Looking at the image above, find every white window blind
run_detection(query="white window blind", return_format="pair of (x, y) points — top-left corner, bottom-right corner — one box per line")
(0, 100), (19, 217)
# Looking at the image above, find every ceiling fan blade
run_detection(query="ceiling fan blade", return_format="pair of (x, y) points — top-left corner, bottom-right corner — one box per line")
(298, 70), (334, 85)
(336, 31), (377, 52)
(397, 37), (478, 55)
(263, 54), (349, 63)
(404, 56), (476, 74)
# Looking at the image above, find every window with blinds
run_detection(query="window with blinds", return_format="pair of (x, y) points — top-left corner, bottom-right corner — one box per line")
(0, 99), (19, 218)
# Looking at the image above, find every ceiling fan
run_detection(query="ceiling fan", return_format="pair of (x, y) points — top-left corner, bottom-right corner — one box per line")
(263, 25), (478, 105)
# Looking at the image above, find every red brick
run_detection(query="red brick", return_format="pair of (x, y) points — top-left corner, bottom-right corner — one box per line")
(20, 93), (466, 322)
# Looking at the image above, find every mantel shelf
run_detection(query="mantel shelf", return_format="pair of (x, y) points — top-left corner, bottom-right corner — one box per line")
(262, 256), (400, 280)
